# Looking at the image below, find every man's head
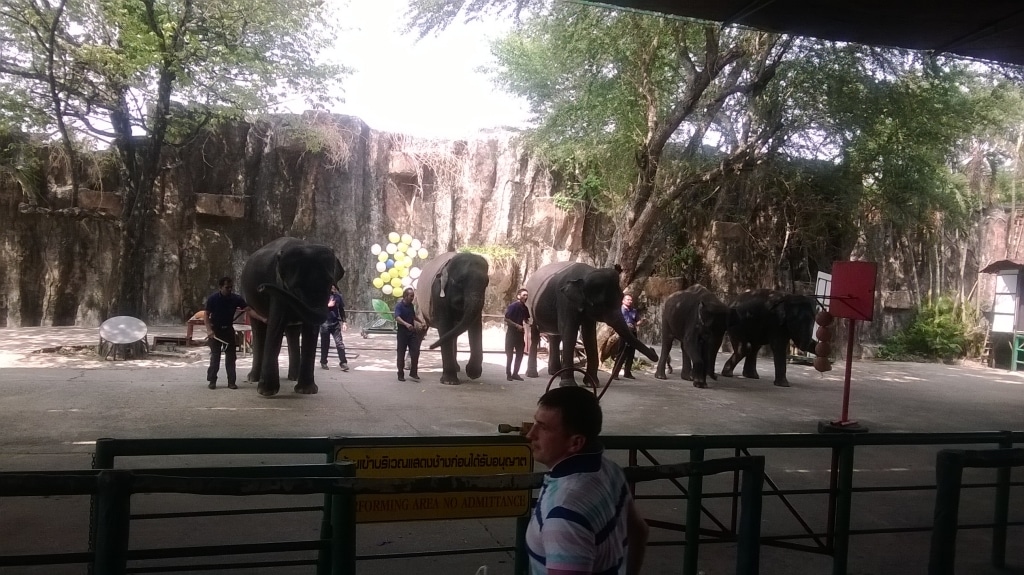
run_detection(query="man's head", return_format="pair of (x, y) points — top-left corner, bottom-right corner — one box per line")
(622, 294), (633, 308)
(402, 287), (415, 303)
(330, 284), (338, 294)
(516, 288), (528, 303)
(218, 277), (234, 296)
(525, 386), (602, 467)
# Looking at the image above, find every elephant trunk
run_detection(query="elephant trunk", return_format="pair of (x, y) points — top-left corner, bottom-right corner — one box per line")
(604, 309), (659, 362)
(258, 283), (328, 325)
(429, 296), (484, 350)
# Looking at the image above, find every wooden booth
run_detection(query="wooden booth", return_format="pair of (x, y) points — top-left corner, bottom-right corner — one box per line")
(980, 259), (1024, 370)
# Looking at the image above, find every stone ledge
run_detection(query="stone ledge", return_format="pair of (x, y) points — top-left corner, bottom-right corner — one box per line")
(196, 193), (247, 218)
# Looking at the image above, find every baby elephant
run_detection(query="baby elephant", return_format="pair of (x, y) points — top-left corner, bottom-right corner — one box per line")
(655, 285), (730, 388)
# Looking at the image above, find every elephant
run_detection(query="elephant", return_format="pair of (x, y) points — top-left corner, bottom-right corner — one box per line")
(240, 237), (344, 396)
(524, 262), (658, 387)
(418, 252), (489, 385)
(654, 285), (730, 388)
(720, 288), (818, 387)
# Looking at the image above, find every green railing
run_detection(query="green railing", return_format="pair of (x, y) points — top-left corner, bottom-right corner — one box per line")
(0, 456), (766, 575)
(0, 431), (1021, 574)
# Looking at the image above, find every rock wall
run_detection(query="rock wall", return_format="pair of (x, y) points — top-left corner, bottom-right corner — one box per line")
(0, 115), (602, 328)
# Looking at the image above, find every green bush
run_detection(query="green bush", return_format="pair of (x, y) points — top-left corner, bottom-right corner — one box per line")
(878, 296), (970, 361)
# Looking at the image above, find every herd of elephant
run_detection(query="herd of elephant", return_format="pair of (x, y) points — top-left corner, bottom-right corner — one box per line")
(238, 237), (819, 397)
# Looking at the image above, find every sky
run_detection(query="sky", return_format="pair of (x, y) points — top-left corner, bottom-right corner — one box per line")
(312, 0), (533, 138)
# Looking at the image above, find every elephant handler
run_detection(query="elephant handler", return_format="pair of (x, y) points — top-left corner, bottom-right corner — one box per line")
(524, 386), (649, 575)
(204, 277), (263, 390)
(504, 288), (530, 381)
(394, 287), (423, 382)
(320, 284), (350, 371)
(615, 293), (644, 379)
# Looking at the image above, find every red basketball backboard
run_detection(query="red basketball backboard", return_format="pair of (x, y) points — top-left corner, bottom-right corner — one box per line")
(830, 261), (877, 321)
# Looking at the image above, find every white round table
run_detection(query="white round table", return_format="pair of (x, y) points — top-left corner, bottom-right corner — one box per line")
(99, 316), (149, 360)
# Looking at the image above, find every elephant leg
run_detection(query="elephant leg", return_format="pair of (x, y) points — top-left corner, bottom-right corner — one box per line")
(465, 319), (483, 380)
(770, 337), (790, 387)
(440, 338), (461, 385)
(741, 344), (761, 379)
(689, 336), (710, 389)
(293, 323), (320, 394)
(436, 318), (460, 384)
(258, 301), (287, 396)
(654, 336), (673, 380)
(285, 324), (301, 381)
(526, 325), (541, 378)
(720, 334), (740, 377)
(705, 338), (719, 381)
(680, 335), (698, 384)
(248, 321), (267, 384)
(579, 321), (599, 387)
(548, 334), (563, 376)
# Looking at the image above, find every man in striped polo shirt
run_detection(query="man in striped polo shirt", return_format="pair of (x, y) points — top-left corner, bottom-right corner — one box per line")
(525, 386), (649, 575)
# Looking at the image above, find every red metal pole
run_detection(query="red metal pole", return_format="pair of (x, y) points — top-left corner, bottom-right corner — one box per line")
(840, 319), (856, 422)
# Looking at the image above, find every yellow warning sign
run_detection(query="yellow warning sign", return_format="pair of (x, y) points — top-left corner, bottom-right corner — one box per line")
(335, 443), (533, 523)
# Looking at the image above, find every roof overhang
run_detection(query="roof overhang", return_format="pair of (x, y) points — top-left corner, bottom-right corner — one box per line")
(591, 1), (1024, 67)
(980, 259), (1024, 274)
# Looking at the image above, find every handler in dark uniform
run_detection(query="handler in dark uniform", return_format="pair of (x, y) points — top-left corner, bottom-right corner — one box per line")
(204, 277), (251, 390)
(504, 288), (531, 381)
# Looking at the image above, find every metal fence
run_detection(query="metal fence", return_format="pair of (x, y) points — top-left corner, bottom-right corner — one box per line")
(0, 431), (1021, 574)
(0, 452), (765, 575)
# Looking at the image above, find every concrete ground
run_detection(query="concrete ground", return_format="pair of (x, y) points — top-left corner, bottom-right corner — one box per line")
(0, 324), (1022, 574)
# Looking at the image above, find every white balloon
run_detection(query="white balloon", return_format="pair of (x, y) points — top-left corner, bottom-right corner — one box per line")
(411, 238), (421, 250)
(375, 261), (386, 273)
(411, 278), (419, 290)
(382, 285), (393, 295)
(410, 267), (421, 279)
(401, 276), (412, 287)
(386, 243), (397, 254)
(371, 244), (382, 255)
(418, 248), (429, 259)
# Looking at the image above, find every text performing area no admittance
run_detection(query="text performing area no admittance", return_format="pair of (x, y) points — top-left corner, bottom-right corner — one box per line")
(336, 443), (534, 523)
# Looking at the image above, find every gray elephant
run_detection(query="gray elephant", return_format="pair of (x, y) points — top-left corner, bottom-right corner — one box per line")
(524, 262), (658, 387)
(720, 288), (817, 387)
(654, 285), (730, 388)
(418, 252), (489, 385)
(240, 237), (344, 396)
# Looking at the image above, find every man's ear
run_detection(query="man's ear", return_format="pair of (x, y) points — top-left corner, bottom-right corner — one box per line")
(567, 433), (587, 455)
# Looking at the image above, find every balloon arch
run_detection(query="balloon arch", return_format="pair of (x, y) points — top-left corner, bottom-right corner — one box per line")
(369, 232), (429, 298)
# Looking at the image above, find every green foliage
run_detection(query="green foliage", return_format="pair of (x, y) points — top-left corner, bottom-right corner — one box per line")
(878, 297), (974, 361)
(0, 0), (348, 138)
(460, 245), (518, 261)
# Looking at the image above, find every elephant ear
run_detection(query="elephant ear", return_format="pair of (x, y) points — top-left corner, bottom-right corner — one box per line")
(560, 278), (586, 312)
(437, 261), (451, 298)
(696, 301), (708, 329)
(333, 257), (345, 282)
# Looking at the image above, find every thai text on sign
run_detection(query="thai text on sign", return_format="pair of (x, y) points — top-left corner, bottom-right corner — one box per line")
(336, 444), (533, 523)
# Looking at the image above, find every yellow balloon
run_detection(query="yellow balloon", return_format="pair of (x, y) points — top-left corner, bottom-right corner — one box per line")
(372, 277), (384, 289)
(401, 233), (413, 244)
(399, 267), (409, 278)
(390, 278), (402, 289)
(397, 242), (408, 253)
(388, 232), (400, 243)
(381, 272), (392, 283)
(378, 252), (389, 262)
(418, 248), (429, 259)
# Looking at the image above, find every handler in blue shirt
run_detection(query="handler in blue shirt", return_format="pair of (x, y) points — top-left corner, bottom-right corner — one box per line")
(394, 287), (422, 382)
(204, 277), (254, 390)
